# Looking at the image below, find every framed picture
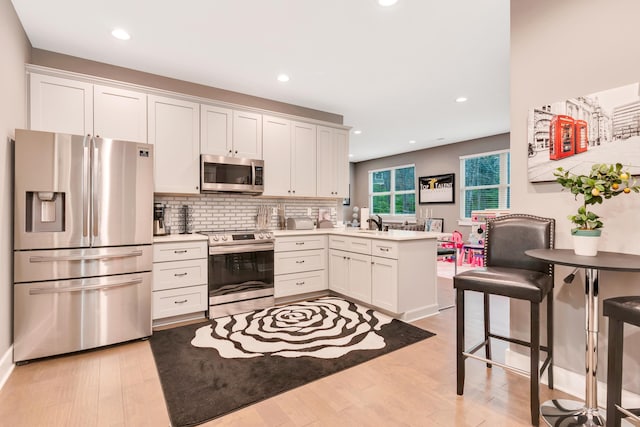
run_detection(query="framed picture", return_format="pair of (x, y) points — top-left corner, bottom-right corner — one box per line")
(419, 173), (455, 204)
(425, 218), (444, 233)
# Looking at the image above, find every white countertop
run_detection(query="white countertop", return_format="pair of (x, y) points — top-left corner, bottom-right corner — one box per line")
(153, 233), (208, 243)
(273, 228), (449, 241)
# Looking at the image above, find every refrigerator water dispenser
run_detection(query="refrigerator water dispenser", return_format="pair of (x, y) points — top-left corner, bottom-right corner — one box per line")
(25, 191), (65, 232)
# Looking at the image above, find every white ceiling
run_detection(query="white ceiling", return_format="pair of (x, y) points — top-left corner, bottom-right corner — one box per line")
(11, 0), (510, 163)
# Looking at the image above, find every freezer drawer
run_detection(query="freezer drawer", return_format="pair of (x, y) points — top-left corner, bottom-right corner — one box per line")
(14, 245), (152, 283)
(13, 271), (152, 363)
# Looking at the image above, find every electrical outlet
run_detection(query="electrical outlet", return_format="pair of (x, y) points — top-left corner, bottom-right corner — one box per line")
(272, 207), (277, 216)
(307, 208), (312, 216)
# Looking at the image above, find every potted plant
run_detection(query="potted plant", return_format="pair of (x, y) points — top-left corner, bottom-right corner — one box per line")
(553, 163), (639, 255)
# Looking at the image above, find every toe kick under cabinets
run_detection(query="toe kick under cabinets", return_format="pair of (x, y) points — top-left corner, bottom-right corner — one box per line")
(152, 239), (208, 325)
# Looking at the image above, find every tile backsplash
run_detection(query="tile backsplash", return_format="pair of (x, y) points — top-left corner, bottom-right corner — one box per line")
(155, 194), (341, 233)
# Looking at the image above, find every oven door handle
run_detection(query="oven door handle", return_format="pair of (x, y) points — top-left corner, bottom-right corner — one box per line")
(209, 243), (274, 255)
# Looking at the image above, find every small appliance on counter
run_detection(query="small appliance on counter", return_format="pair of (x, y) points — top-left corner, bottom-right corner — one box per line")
(286, 217), (315, 230)
(153, 203), (167, 236)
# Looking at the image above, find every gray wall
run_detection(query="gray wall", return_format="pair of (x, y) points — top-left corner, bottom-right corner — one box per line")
(0, 0), (30, 366)
(511, 0), (640, 393)
(351, 133), (510, 235)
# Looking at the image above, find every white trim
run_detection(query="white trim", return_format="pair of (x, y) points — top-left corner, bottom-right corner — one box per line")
(0, 346), (15, 392)
(399, 304), (439, 322)
(505, 348), (640, 409)
(459, 148), (510, 160)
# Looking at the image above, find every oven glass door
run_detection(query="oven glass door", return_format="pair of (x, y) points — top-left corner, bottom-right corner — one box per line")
(208, 247), (274, 302)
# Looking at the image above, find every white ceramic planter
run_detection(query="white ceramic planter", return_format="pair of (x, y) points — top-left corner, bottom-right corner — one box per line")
(571, 229), (602, 256)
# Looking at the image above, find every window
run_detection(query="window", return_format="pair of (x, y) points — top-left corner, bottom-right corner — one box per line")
(369, 165), (415, 217)
(459, 150), (510, 219)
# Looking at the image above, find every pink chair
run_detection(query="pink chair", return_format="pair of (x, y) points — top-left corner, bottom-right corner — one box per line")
(440, 231), (464, 267)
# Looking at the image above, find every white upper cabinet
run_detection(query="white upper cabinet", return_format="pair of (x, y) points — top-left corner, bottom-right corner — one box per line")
(29, 73), (93, 136)
(262, 115), (292, 196)
(201, 107), (262, 159)
(148, 95), (200, 194)
(317, 126), (349, 198)
(233, 110), (262, 159)
(29, 73), (147, 143)
(200, 104), (233, 156)
(262, 116), (316, 197)
(93, 84), (147, 142)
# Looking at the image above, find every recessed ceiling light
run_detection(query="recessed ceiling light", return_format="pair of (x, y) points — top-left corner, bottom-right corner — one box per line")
(353, 130), (362, 135)
(409, 140), (416, 144)
(378, 0), (398, 6)
(455, 97), (468, 103)
(349, 154), (354, 158)
(111, 28), (131, 41)
(277, 74), (290, 83)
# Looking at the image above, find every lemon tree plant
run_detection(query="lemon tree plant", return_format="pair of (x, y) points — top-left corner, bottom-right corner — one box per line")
(553, 163), (639, 232)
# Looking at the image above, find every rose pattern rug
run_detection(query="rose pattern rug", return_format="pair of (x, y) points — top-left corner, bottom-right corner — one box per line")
(150, 297), (435, 427)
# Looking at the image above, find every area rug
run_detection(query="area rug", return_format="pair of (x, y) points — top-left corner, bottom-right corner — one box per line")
(150, 296), (435, 427)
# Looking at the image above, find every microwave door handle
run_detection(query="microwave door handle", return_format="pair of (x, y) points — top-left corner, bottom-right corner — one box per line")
(251, 161), (256, 187)
(83, 135), (90, 239)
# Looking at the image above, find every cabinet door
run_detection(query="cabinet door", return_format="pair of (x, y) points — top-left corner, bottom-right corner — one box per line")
(348, 252), (372, 303)
(371, 256), (398, 312)
(328, 249), (349, 295)
(201, 104), (233, 155)
(233, 110), (262, 159)
(316, 126), (334, 197)
(291, 121), (317, 197)
(29, 73), (92, 135)
(262, 115), (291, 196)
(317, 126), (350, 198)
(334, 128), (350, 198)
(148, 95), (200, 194)
(94, 85), (147, 142)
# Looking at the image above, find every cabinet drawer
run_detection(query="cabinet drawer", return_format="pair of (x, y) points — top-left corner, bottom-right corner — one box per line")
(329, 236), (371, 255)
(153, 241), (207, 262)
(275, 270), (327, 298)
(275, 249), (325, 274)
(372, 241), (399, 259)
(152, 258), (207, 291)
(275, 235), (327, 252)
(152, 285), (208, 319)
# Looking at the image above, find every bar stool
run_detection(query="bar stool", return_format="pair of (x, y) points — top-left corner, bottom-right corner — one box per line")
(454, 214), (555, 426)
(603, 296), (640, 427)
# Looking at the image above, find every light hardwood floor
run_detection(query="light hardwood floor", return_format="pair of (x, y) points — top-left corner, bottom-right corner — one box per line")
(0, 290), (573, 427)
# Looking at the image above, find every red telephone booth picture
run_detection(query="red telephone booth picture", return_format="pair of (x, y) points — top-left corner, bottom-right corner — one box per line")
(549, 115), (575, 160)
(575, 120), (588, 154)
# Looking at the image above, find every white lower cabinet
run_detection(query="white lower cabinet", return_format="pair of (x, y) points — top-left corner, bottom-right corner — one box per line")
(371, 256), (398, 312)
(328, 248), (372, 303)
(275, 236), (328, 298)
(152, 239), (208, 324)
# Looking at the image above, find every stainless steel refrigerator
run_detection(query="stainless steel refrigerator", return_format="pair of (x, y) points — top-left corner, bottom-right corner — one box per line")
(13, 129), (154, 363)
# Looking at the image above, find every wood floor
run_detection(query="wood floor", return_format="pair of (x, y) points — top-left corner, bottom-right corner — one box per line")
(0, 287), (574, 427)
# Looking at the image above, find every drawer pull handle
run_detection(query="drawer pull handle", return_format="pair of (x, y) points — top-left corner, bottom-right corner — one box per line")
(380, 248), (390, 252)
(174, 250), (188, 254)
(174, 299), (188, 304)
(174, 272), (188, 277)
(295, 260), (305, 264)
(295, 242), (305, 245)
(296, 281), (305, 286)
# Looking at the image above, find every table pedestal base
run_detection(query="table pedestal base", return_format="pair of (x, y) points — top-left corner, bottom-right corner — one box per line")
(541, 399), (605, 426)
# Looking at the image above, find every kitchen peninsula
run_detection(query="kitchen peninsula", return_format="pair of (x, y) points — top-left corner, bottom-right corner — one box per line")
(274, 229), (443, 321)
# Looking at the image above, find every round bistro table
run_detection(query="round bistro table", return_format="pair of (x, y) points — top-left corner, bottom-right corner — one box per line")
(525, 248), (640, 426)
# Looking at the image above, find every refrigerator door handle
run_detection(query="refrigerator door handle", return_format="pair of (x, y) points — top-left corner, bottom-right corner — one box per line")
(92, 140), (99, 238)
(28, 250), (144, 263)
(83, 134), (91, 238)
(28, 278), (144, 295)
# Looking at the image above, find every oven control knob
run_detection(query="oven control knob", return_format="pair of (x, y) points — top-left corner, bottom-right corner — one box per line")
(258, 233), (264, 239)
(222, 235), (228, 241)
(212, 235), (219, 242)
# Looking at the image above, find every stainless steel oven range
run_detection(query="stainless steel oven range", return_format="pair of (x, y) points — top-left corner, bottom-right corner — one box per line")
(200, 230), (274, 318)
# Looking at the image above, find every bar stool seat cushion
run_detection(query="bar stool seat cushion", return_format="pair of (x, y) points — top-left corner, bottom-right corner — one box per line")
(454, 266), (553, 303)
(603, 296), (640, 328)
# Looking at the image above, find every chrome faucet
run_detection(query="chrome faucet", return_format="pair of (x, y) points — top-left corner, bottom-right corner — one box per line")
(367, 215), (383, 231)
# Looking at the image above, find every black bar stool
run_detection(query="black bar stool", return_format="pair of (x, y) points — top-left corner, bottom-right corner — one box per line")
(454, 214), (555, 426)
(604, 296), (640, 427)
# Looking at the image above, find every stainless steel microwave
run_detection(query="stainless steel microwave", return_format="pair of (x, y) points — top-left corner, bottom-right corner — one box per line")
(200, 155), (264, 194)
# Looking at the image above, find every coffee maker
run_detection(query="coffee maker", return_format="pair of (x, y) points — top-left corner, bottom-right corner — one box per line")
(153, 203), (167, 236)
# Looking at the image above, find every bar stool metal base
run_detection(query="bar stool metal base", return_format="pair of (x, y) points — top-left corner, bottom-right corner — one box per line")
(541, 399), (605, 426)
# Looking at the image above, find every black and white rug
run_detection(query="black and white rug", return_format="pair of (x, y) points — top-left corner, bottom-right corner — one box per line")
(150, 297), (435, 427)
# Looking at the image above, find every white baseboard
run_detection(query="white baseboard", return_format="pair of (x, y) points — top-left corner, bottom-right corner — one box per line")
(505, 348), (640, 409)
(400, 303), (439, 322)
(0, 345), (14, 392)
